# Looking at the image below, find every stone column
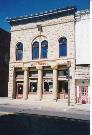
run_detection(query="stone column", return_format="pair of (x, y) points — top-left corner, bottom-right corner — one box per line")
(36, 66), (43, 100)
(69, 61), (76, 104)
(51, 65), (58, 100)
(23, 67), (29, 100)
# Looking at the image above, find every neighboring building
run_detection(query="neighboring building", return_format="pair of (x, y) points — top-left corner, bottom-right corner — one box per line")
(75, 10), (90, 104)
(0, 28), (10, 97)
(7, 6), (90, 104)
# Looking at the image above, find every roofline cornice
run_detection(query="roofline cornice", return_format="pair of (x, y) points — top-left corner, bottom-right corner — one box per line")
(6, 6), (77, 26)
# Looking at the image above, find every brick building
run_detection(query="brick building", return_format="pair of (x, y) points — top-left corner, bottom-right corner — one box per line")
(0, 28), (10, 97)
(7, 6), (90, 104)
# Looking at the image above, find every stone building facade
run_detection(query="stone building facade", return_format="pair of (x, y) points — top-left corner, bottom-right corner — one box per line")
(0, 28), (10, 97)
(7, 7), (90, 104)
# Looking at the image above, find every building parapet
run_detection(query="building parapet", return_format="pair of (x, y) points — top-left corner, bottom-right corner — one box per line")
(75, 9), (90, 21)
(75, 66), (90, 79)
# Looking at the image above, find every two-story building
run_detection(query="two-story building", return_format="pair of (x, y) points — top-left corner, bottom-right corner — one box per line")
(75, 10), (90, 104)
(7, 6), (90, 104)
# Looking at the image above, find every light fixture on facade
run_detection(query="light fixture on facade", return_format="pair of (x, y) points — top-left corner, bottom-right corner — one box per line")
(67, 61), (71, 68)
(37, 25), (43, 32)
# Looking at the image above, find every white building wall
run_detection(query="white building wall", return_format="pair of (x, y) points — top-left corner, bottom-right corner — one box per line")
(75, 11), (90, 64)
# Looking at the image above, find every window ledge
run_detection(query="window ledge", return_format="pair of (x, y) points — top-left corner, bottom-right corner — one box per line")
(43, 92), (52, 94)
(29, 92), (37, 94)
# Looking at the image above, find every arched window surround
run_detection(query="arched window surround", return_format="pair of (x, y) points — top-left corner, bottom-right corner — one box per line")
(31, 35), (48, 60)
(16, 42), (23, 61)
(59, 37), (67, 57)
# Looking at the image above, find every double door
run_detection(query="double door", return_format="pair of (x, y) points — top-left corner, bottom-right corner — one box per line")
(58, 81), (68, 99)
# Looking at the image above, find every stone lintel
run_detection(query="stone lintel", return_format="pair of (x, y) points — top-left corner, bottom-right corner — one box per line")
(22, 67), (29, 71)
(36, 66), (43, 70)
(51, 64), (58, 70)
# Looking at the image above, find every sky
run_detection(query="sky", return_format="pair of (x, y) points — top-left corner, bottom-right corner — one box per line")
(0, 0), (90, 32)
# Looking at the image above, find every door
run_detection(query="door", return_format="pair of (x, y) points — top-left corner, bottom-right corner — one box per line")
(16, 83), (23, 99)
(79, 86), (88, 104)
(58, 81), (68, 99)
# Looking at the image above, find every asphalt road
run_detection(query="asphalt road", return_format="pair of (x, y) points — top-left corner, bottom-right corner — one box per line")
(0, 113), (90, 135)
(0, 103), (90, 135)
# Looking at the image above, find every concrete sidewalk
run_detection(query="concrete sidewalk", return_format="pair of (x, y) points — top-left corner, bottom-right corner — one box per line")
(0, 97), (90, 112)
(0, 97), (90, 120)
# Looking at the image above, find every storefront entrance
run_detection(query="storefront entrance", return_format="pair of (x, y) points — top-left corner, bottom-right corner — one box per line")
(58, 81), (68, 99)
(79, 86), (88, 104)
(16, 82), (23, 99)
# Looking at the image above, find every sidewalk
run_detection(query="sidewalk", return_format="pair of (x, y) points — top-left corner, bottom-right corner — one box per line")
(0, 97), (90, 112)
(0, 97), (90, 120)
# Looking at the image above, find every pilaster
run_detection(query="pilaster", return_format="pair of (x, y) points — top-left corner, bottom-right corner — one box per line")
(8, 64), (16, 99)
(69, 61), (76, 104)
(23, 67), (29, 100)
(36, 66), (43, 100)
(51, 65), (58, 100)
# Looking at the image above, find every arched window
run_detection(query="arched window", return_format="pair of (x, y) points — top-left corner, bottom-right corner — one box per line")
(16, 42), (23, 61)
(32, 41), (39, 59)
(59, 37), (67, 57)
(41, 40), (48, 58)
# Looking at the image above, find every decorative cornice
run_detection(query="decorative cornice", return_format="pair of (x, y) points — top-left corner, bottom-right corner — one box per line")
(6, 6), (77, 26)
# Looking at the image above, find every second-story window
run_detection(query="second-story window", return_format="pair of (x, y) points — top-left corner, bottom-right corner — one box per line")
(59, 37), (67, 57)
(41, 40), (48, 58)
(32, 41), (39, 59)
(16, 42), (23, 61)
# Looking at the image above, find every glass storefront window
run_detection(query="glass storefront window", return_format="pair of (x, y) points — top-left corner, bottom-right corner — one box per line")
(43, 70), (53, 77)
(29, 81), (37, 93)
(29, 71), (38, 77)
(16, 71), (24, 78)
(58, 69), (68, 76)
(82, 87), (87, 96)
(44, 81), (53, 93)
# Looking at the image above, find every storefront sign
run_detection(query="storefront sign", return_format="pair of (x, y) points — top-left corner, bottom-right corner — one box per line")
(30, 80), (38, 82)
(82, 80), (85, 84)
(31, 61), (49, 66)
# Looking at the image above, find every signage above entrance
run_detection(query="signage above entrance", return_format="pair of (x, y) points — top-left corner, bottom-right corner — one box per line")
(30, 61), (49, 67)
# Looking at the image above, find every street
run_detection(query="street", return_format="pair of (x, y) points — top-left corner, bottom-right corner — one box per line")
(0, 98), (90, 135)
(0, 113), (90, 135)
(0, 98), (90, 120)
(0, 105), (90, 120)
